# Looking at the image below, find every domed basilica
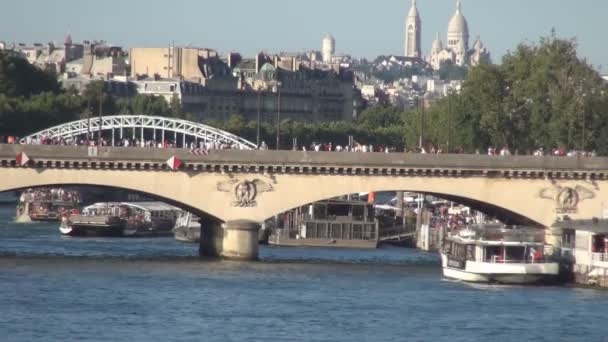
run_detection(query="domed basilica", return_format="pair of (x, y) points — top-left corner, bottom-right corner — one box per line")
(405, 0), (491, 70)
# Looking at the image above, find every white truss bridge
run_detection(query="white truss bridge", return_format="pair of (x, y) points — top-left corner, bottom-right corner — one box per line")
(21, 115), (257, 150)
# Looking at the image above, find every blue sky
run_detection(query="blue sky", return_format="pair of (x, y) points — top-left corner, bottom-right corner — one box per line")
(2, 0), (605, 68)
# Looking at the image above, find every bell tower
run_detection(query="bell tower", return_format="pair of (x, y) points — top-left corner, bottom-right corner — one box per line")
(405, 0), (422, 58)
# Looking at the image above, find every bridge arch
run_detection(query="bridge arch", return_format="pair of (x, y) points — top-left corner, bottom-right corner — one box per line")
(253, 174), (574, 228)
(21, 115), (257, 150)
(7, 183), (222, 222)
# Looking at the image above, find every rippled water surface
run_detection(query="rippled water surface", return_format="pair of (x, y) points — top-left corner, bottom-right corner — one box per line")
(1, 205), (607, 342)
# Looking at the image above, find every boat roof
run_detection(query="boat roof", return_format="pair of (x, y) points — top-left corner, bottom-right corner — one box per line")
(446, 235), (545, 247)
(84, 201), (181, 212)
(313, 199), (374, 206)
(553, 219), (608, 233)
(446, 225), (546, 245)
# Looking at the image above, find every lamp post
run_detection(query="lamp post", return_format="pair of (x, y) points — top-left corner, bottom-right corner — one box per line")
(275, 82), (282, 150)
(98, 92), (104, 147)
(256, 87), (262, 148)
(447, 90), (452, 154)
(582, 92), (587, 152)
(419, 95), (425, 150)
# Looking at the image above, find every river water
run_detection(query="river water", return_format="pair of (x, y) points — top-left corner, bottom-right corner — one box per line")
(1, 205), (607, 342)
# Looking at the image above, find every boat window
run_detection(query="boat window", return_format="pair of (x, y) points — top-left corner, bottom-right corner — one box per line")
(485, 246), (503, 262)
(352, 205), (364, 221)
(466, 245), (475, 261)
(505, 246), (526, 262)
(327, 204), (349, 218)
(592, 235), (607, 254)
(313, 204), (327, 220)
(451, 243), (466, 259)
(443, 241), (452, 254)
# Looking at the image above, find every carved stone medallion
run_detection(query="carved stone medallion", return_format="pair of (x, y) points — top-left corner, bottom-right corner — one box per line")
(217, 179), (274, 208)
(539, 185), (595, 214)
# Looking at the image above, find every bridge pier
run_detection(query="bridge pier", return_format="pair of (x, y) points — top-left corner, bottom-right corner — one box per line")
(199, 218), (261, 261)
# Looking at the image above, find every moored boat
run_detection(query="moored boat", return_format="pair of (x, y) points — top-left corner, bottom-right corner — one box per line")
(441, 225), (559, 284)
(60, 202), (181, 237)
(269, 199), (380, 249)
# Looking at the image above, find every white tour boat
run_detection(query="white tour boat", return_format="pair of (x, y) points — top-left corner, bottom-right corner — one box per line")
(441, 225), (559, 284)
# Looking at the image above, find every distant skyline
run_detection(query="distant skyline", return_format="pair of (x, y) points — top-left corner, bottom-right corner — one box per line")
(2, 0), (606, 69)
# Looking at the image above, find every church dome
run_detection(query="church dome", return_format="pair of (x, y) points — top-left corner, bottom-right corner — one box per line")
(447, 0), (469, 36)
(432, 33), (443, 53)
(473, 37), (483, 51)
(323, 33), (335, 42)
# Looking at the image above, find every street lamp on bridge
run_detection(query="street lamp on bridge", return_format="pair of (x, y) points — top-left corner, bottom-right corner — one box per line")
(274, 82), (282, 150)
(256, 86), (263, 148)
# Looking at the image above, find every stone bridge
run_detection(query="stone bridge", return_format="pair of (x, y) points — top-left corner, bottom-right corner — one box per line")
(2, 145), (607, 259)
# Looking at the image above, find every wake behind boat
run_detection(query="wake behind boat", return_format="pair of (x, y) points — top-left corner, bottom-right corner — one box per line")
(60, 202), (181, 237)
(441, 225), (559, 284)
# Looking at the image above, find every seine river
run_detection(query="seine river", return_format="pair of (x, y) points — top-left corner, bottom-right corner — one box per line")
(1, 205), (608, 342)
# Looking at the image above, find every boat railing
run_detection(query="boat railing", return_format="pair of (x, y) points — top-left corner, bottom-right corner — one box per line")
(273, 220), (378, 241)
(174, 213), (192, 229)
(461, 226), (546, 243)
(21, 191), (81, 203)
(489, 255), (549, 264)
(592, 253), (608, 263)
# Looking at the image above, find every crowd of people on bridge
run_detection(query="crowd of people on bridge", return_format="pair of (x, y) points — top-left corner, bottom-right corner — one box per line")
(9, 134), (249, 152)
(3, 134), (602, 157)
(300, 142), (398, 153)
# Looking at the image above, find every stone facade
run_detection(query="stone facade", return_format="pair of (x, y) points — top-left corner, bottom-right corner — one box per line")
(130, 47), (219, 84)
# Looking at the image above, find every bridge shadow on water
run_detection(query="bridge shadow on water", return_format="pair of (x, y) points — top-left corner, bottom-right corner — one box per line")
(0, 205), (440, 268)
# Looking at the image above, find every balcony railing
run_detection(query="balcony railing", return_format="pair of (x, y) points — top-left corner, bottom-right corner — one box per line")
(592, 253), (608, 263)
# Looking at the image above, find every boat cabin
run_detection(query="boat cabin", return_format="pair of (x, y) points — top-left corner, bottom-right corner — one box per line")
(17, 188), (81, 222)
(81, 202), (181, 223)
(554, 220), (608, 270)
(444, 226), (548, 265)
(271, 199), (379, 248)
(552, 219), (608, 287)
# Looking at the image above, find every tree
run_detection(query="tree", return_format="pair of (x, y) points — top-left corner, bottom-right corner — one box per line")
(438, 60), (468, 81)
(0, 51), (60, 97)
(357, 105), (404, 128)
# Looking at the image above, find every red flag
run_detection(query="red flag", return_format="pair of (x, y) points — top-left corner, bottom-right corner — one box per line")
(166, 156), (181, 170)
(16, 152), (30, 166)
(368, 192), (376, 204)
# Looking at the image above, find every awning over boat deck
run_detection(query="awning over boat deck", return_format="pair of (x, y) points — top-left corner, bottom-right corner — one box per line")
(83, 202), (181, 213)
(120, 202), (181, 212)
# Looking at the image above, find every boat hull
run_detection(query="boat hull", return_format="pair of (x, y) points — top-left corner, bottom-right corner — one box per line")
(31, 216), (60, 222)
(269, 237), (378, 249)
(60, 224), (126, 237)
(441, 254), (559, 284)
(174, 225), (201, 243)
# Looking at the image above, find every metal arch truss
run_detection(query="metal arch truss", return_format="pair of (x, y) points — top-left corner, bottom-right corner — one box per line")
(21, 115), (257, 150)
